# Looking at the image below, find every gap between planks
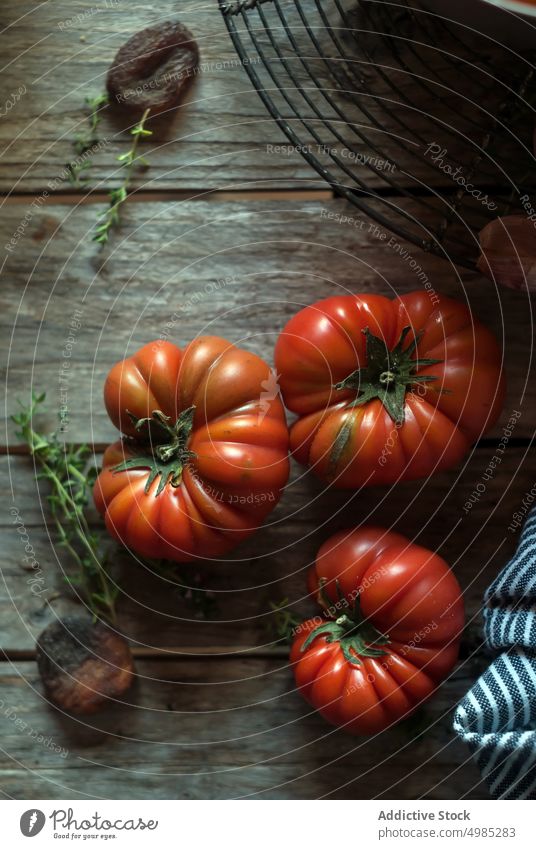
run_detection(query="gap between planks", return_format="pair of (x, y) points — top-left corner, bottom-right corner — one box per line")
(0, 646), (289, 662)
(0, 189), (334, 205)
(1, 185), (528, 205)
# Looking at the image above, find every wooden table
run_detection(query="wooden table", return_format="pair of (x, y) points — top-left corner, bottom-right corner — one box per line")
(1, 0), (534, 800)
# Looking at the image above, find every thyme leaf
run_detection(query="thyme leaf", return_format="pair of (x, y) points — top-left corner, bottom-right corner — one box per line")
(12, 391), (118, 623)
(67, 92), (109, 187)
(93, 107), (152, 244)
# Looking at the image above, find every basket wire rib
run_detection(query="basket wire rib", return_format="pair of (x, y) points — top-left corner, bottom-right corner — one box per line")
(242, 4), (465, 249)
(306, 0), (532, 182)
(289, 3), (443, 181)
(290, 0), (503, 237)
(254, 0), (441, 229)
(219, 0), (536, 268)
(273, 4), (462, 241)
(362, 2), (535, 170)
(355, 6), (498, 141)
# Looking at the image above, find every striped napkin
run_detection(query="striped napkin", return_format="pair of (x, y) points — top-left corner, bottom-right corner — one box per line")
(453, 504), (536, 799)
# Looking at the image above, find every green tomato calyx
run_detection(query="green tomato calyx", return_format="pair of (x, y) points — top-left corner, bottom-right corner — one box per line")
(112, 406), (197, 496)
(301, 584), (390, 667)
(334, 325), (442, 426)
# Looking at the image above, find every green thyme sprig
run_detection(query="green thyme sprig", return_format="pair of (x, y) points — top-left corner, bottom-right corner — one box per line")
(93, 107), (152, 244)
(12, 392), (119, 623)
(269, 598), (302, 645)
(67, 92), (109, 187)
(147, 559), (219, 619)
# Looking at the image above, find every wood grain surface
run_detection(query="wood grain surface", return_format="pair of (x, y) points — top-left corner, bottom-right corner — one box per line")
(0, 661), (488, 799)
(0, 446), (532, 654)
(1, 200), (534, 444)
(1, 0), (535, 802)
(1, 0), (530, 195)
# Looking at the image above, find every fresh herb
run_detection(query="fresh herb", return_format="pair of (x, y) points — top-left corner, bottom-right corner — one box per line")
(67, 159), (92, 188)
(12, 392), (119, 623)
(269, 598), (302, 645)
(67, 92), (109, 187)
(147, 559), (219, 619)
(93, 107), (152, 244)
(75, 92), (109, 153)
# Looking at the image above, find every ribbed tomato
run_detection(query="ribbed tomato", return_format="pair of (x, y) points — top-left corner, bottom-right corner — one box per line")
(274, 290), (505, 488)
(291, 527), (464, 735)
(94, 337), (289, 562)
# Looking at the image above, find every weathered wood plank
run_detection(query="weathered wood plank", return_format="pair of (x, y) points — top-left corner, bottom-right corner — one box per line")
(0, 0), (313, 191)
(0, 660), (487, 799)
(1, 446), (533, 652)
(1, 199), (534, 444)
(0, 1), (528, 195)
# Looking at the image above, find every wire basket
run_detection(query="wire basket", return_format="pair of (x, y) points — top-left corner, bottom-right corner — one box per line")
(219, 0), (536, 269)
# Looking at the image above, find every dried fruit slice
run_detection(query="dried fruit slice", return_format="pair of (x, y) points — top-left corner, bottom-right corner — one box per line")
(107, 20), (199, 114)
(36, 616), (134, 715)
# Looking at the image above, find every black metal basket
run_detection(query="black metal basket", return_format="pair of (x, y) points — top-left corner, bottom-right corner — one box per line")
(219, 0), (536, 269)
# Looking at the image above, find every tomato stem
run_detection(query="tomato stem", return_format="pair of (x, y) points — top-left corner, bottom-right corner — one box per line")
(334, 326), (443, 426)
(301, 592), (390, 666)
(113, 407), (197, 495)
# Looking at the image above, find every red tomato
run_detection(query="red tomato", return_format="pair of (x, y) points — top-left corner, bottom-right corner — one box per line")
(291, 527), (464, 734)
(94, 337), (289, 561)
(274, 291), (505, 487)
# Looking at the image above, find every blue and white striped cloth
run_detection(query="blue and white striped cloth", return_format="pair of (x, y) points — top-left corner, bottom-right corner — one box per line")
(453, 504), (536, 799)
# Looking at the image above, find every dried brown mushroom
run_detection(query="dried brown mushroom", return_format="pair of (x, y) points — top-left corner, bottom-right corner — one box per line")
(106, 21), (199, 115)
(36, 616), (134, 715)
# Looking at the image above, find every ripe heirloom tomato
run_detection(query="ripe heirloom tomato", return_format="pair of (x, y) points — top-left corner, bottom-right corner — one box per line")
(274, 290), (505, 488)
(291, 527), (464, 735)
(94, 337), (289, 562)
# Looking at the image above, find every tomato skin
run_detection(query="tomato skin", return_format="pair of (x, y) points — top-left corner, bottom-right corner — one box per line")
(94, 337), (290, 562)
(274, 291), (505, 488)
(291, 527), (464, 735)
